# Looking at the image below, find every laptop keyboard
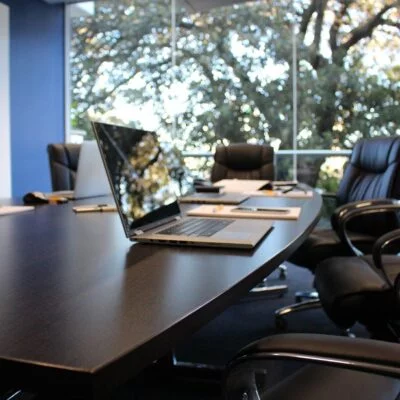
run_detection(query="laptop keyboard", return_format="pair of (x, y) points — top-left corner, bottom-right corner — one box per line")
(158, 218), (234, 237)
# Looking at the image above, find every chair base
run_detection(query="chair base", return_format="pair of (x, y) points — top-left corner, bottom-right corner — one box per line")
(341, 329), (356, 338)
(250, 283), (288, 297)
(295, 290), (319, 302)
(248, 264), (288, 297)
(278, 264), (287, 280)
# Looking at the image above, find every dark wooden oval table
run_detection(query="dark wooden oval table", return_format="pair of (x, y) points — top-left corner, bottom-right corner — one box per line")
(0, 192), (321, 399)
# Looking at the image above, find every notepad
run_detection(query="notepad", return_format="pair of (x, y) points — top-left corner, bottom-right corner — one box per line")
(246, 190), (313, 198)
(187, 205), (301, 220)
(0, 205), (35, 216)
(213, 179), (271, 193)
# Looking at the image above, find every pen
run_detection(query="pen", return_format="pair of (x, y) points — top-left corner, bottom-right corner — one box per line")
(73, 204), (117, 213)
(232, 206), (290, 213)
(281, 185), (307, 194)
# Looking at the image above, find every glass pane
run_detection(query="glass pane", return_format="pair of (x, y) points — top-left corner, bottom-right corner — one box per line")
(68, 1), (400, 187)
(296, 0), (400, 151)
(296, 154), (349, 190)
(70, 0), (175, 143)
(69, 1), (296, 151)
(172, 0), (295, 154)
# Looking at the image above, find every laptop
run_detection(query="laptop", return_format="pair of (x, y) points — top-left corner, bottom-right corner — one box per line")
(49, 141), (111, 200)
(91, 121), (273, 249)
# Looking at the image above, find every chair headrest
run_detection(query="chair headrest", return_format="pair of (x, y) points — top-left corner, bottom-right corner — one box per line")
(352, 136), (400, 172)
(214, 143), (274, 171)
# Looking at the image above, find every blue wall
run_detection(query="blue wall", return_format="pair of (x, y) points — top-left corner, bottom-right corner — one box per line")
(1, 0), (65, 196)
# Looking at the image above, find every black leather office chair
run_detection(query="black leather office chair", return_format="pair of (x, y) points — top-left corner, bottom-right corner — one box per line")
(224, 333), (400, 400)
(208, 143), (287, 294)
(275, 136), (400, 327)
(210, 143), (274, 182)
(314, 202), (400, 341)
(47, 143), (81, 191)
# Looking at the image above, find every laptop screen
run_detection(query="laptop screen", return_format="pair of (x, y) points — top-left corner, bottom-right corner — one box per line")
(91, 122), (181, 236)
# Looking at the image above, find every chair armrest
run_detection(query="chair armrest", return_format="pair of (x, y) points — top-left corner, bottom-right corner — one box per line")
(331, 199), (396, 234)
(371, 228), (400, 287)
(228, 333), (400, 380)
(335, 200), (400, 256)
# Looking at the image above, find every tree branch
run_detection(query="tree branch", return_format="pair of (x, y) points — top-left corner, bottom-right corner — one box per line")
(299, 0), (317, 35)
(340, 2), (397, 51)
(310, 0), (328, 68)
(382, 20), (400, 29)
(329, 0), (353, 51)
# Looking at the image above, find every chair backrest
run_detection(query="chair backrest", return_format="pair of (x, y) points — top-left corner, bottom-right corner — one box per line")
(47, 143), (81, 191)
(210, 143), (274, 182)
(336, 136), (400, 236)
(337, 136), (400, 205)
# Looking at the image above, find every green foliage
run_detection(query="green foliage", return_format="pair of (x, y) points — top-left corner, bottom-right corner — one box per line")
(317, 169), (341, 193)
(70, 0), (400, 165)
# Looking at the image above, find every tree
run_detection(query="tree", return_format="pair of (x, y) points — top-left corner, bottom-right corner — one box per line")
(297, 0), (400, 145)
(70, 0), (400, 182)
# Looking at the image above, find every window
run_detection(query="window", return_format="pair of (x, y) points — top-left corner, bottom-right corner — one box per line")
(67, 0), (400, 189)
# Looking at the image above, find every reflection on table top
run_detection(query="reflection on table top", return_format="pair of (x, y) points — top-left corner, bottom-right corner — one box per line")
(0, 192), (321, 399)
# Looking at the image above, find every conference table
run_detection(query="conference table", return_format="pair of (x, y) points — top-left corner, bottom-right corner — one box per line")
(0, 191), (321, 399)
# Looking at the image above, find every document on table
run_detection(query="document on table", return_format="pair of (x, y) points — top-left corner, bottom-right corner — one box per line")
(212, 179), (313, 198)
(213, 179), (270, 193)
(246, 190), (314, 198)
(187, 205), (301, 220)
(0, 205), (35, 216)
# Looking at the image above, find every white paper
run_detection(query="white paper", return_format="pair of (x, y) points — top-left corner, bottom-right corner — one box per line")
(214, 179), (270, 193)
(245, 190), (313, 198)
(187, 205), (301, 220)
(0, 205), (35, 216)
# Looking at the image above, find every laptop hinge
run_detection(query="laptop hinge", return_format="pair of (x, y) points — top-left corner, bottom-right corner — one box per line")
(132, 215), (182, 236)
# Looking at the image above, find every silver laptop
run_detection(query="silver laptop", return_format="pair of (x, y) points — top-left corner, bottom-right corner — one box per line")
(50, 141), (111, 199)
(91, 121), (273, 249)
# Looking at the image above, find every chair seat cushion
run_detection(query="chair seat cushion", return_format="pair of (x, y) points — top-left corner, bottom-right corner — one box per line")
(315, 255), (399, 328)
(262, 364), (400, 400)
(289, 229), (376, 272)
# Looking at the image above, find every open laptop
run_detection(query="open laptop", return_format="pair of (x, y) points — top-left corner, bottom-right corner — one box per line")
(49, 141), (111, 199)
(91, 121), (273, 249)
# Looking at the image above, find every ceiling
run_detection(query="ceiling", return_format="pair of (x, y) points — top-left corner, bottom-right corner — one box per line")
(42, 0), (87, 4)
(178, 0), (251, 13)
(42, 0), (252, 12)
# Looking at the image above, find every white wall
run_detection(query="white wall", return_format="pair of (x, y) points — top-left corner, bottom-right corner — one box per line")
(0, 3), (11, 197)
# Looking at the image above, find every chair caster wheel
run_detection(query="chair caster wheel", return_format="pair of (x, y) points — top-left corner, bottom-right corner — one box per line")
(275, 316), (288, 331)
(279, 270), (287, 280)
(295, 295), (302, 303)
(341, 329), (356, 338)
